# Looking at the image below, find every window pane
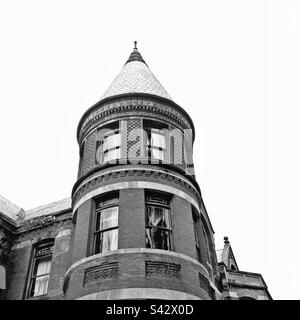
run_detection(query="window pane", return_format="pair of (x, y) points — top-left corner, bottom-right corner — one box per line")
(101, 229), (118, 253)
(151, 148), (166, 161)
(98, 207), (118, 231)
(102, 132), (120, 151)
(32, 257), (51, 297)
(33, 275), (50, 297)
(151, 131), (166, 148)
(102, 148), (120, 163)
(96, 197), (118, 209)
(146, 228), (171, 250)
(146, 206), (170, 229)
(35, 257), (51, 276)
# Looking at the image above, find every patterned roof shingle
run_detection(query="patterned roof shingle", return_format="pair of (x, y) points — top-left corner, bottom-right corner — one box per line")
(0, 194), (24, 222)
(100, 59), (172, 101)
(0, 195), (72, 224)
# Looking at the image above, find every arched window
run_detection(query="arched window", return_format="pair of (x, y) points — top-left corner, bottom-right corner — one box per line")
(28, 239), (54, 298)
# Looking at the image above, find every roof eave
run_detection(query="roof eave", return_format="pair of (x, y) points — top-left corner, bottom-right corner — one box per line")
(76, 93), (196, 144)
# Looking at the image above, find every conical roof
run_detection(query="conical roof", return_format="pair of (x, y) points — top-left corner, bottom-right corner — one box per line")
(100, 42), (172, 101)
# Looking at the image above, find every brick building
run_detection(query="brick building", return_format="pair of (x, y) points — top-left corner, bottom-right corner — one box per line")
(0, 43), (271, 300)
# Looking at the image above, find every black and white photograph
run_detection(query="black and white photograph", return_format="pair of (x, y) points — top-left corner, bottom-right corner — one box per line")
(0, 0), (299, 306)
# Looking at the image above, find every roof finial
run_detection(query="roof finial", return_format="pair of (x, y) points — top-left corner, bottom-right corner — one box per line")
(134, 41), (137, 50)
(224, 236), (229, 244)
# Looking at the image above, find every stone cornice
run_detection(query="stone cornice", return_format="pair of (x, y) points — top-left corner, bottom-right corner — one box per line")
(73, 162), (200, 197)
(77, 93), (195, 144)
(15, 211), (72, 235)
(72, 167), (201, 209)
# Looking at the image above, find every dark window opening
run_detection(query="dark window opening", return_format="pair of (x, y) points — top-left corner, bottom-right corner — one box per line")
(78, 141), (85, 175)
(192, 208), (201, 262)
(145, 191), (172, 251)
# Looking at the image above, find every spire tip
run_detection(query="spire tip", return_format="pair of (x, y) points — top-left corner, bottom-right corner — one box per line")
(134, 41), (137, 50)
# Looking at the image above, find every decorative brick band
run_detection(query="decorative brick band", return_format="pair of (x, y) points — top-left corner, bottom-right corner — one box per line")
(64, 248), (210, 280)
(79, 98), (192, 144)
(72, 168), (201, 210)
(84, 262), (118, 286)
(145, 261), (181, 279)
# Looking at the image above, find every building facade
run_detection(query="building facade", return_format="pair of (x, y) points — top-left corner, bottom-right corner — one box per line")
(0, 43), (271, 300)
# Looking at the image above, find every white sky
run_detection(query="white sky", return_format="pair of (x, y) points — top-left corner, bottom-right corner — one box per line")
(0, 0), (299, 300)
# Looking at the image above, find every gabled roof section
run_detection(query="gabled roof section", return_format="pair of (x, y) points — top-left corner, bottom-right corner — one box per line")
(0, 194), (25, 223)
(25, 198), (71, 220)
(0, 195), (72, 227)
(216, 236), (239, 271)
(100, 42), (172, 101)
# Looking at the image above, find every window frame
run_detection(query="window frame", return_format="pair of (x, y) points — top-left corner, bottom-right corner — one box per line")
(145, 192), (172, 251)
(78, 140), (85, 176)
(192, 210), (201, 262)
(201, 222), (213, 270)
(27, 240), (54, 298)
(143, 120), (169, 163)
(96, 121), (121, 165)
(93, 193), (119, 255)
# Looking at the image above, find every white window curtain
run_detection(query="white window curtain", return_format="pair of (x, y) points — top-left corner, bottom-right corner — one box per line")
(151, 131), (166, 149)
(101, 229), (118, 253)
(151, 131), (167, 161)
(97, 130), (121, 164)
(146, 206), (171, 250)
(33, 258), (51, 297)
(102, 133), (120, 151)
(0, 265), (6, 289)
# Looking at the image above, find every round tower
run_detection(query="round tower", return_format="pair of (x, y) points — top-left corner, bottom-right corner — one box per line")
(64, 43), (219, 300)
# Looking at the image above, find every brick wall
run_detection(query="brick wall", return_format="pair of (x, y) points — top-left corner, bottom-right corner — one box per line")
(118, 188), (145, 248)
(47, 231), (71, 299)
(65, 250), (212, 300)
(80, 130), (97, 176)
(4, 214), (72, 300)
(6, 244), (32, 300)
(171, 195), (197, 260)
(71, 200), (93, 264)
